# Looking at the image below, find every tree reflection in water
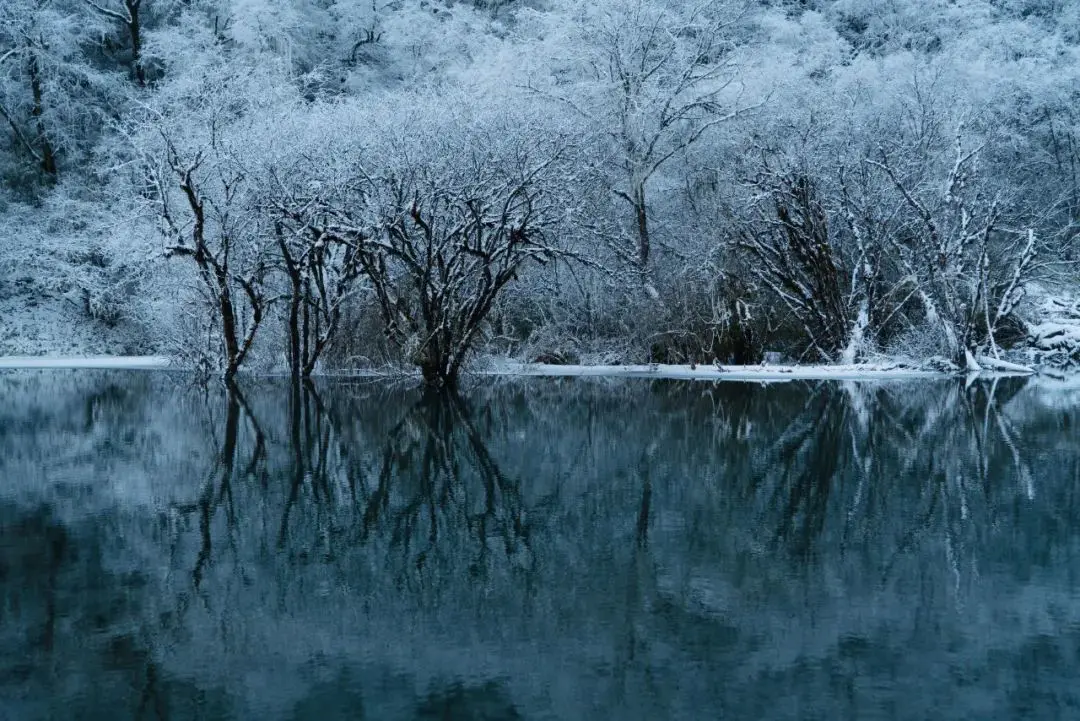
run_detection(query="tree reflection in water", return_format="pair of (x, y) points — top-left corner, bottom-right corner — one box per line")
(1, 373), (1079, 719)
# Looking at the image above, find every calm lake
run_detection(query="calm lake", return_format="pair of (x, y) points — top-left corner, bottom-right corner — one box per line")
(1, 372), (1079, 720)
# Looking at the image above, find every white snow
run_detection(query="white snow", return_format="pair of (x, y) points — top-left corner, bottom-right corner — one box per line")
(0, 354), (1050, 379)
(974, 356), (1035, 374)
(0, 356), (171, 369)
(1023, 284), (1080, 361)
(483, 360), (950, 382)
(1029, 322), (1080, 352)
(964, 348), (982, 373)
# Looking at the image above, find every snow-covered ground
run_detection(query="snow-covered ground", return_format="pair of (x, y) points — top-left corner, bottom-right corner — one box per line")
(480, 360), (1029, 382)
(1027, 288), (1080, 364)
(0, 355), (1040, 380)
(0, 356), (171, 369)
(0, 278), (154, 358)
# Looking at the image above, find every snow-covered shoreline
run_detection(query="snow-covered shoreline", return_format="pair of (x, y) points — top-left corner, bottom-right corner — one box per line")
(480, 360), (1034, 382)
(0, 355), (1045, 382)
(0, 356), (172, 370)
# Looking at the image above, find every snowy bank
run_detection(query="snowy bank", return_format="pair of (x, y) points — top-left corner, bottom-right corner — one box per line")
(0, 355), (1042, 381)
(0, 356), (172, 370)
(482, 361), (955, 382)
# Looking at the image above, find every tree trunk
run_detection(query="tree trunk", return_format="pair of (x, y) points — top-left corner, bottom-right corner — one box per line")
(301, 277), (311, 374)
(276, 226), (305, 380)
(633, 182), (650, 271)
(128, 0), (145, 86)
(218, 285), (242, 379)
(287, 287), (302, 384)
(28, 54), (56, 179)
(418, 343), (458, 389)
(840, 300), (869, 364)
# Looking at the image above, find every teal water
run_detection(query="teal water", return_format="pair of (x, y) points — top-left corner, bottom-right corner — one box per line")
(1, 372), (1078, 720)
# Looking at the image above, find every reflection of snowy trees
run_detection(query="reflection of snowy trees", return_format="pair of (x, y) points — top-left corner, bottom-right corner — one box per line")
(2, 374), (1080, 718)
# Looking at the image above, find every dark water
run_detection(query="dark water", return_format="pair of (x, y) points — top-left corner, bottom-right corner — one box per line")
(1, 372), (1079, 720)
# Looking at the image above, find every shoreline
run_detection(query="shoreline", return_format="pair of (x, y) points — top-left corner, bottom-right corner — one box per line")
(0, 356), (173, 370)
(479, 361), (1028, 382)
(0, 356), (1044, 381)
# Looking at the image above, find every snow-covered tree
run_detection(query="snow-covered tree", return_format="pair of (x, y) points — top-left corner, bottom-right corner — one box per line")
(531, 0), (758, 277)
(272, 94), (581, 386)
(130, 70), (297, 377)
(2, 0), (1080, 367)
(80, 0), (148, 85)
(0, 0), (109, 187)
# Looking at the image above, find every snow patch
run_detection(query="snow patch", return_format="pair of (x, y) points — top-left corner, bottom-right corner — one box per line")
(0, 356), (172, 370)
(974, 356), (1035, 374)
(1029, 322), (1080, 352)
(1022, 285), (1080, 367)
(483, 361), (950, 382)
(964, 348), (982, 373)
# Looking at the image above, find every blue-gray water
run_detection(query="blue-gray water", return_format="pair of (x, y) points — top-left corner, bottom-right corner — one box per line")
(1, 372), (1079, 720)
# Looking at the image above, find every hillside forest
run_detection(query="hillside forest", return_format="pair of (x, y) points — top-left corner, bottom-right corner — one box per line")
(2, 0), (1080, 384)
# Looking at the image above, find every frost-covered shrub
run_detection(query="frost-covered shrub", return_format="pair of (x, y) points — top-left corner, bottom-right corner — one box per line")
(884, 323), (952, 364)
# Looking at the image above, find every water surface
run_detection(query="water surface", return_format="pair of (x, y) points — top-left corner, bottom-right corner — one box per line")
(1, 372), (1079, 720)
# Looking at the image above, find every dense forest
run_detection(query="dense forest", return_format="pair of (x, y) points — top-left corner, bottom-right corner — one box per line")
(1, 0), (1079, 384)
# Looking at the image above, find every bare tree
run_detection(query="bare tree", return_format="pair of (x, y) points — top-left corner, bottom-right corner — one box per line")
(533, 0), (755, 277)
(81, 0), (146, 85)
(0, 17), (59, 180)
(150, 128), (274, 378)
(730, 127), (1053, 366)
(867, 127), (1045, 366)
(270, 192), (365, 379)
(737, 168), (851, 361)
(277, 122), (577, 387)
(733, 149), (892, 363)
